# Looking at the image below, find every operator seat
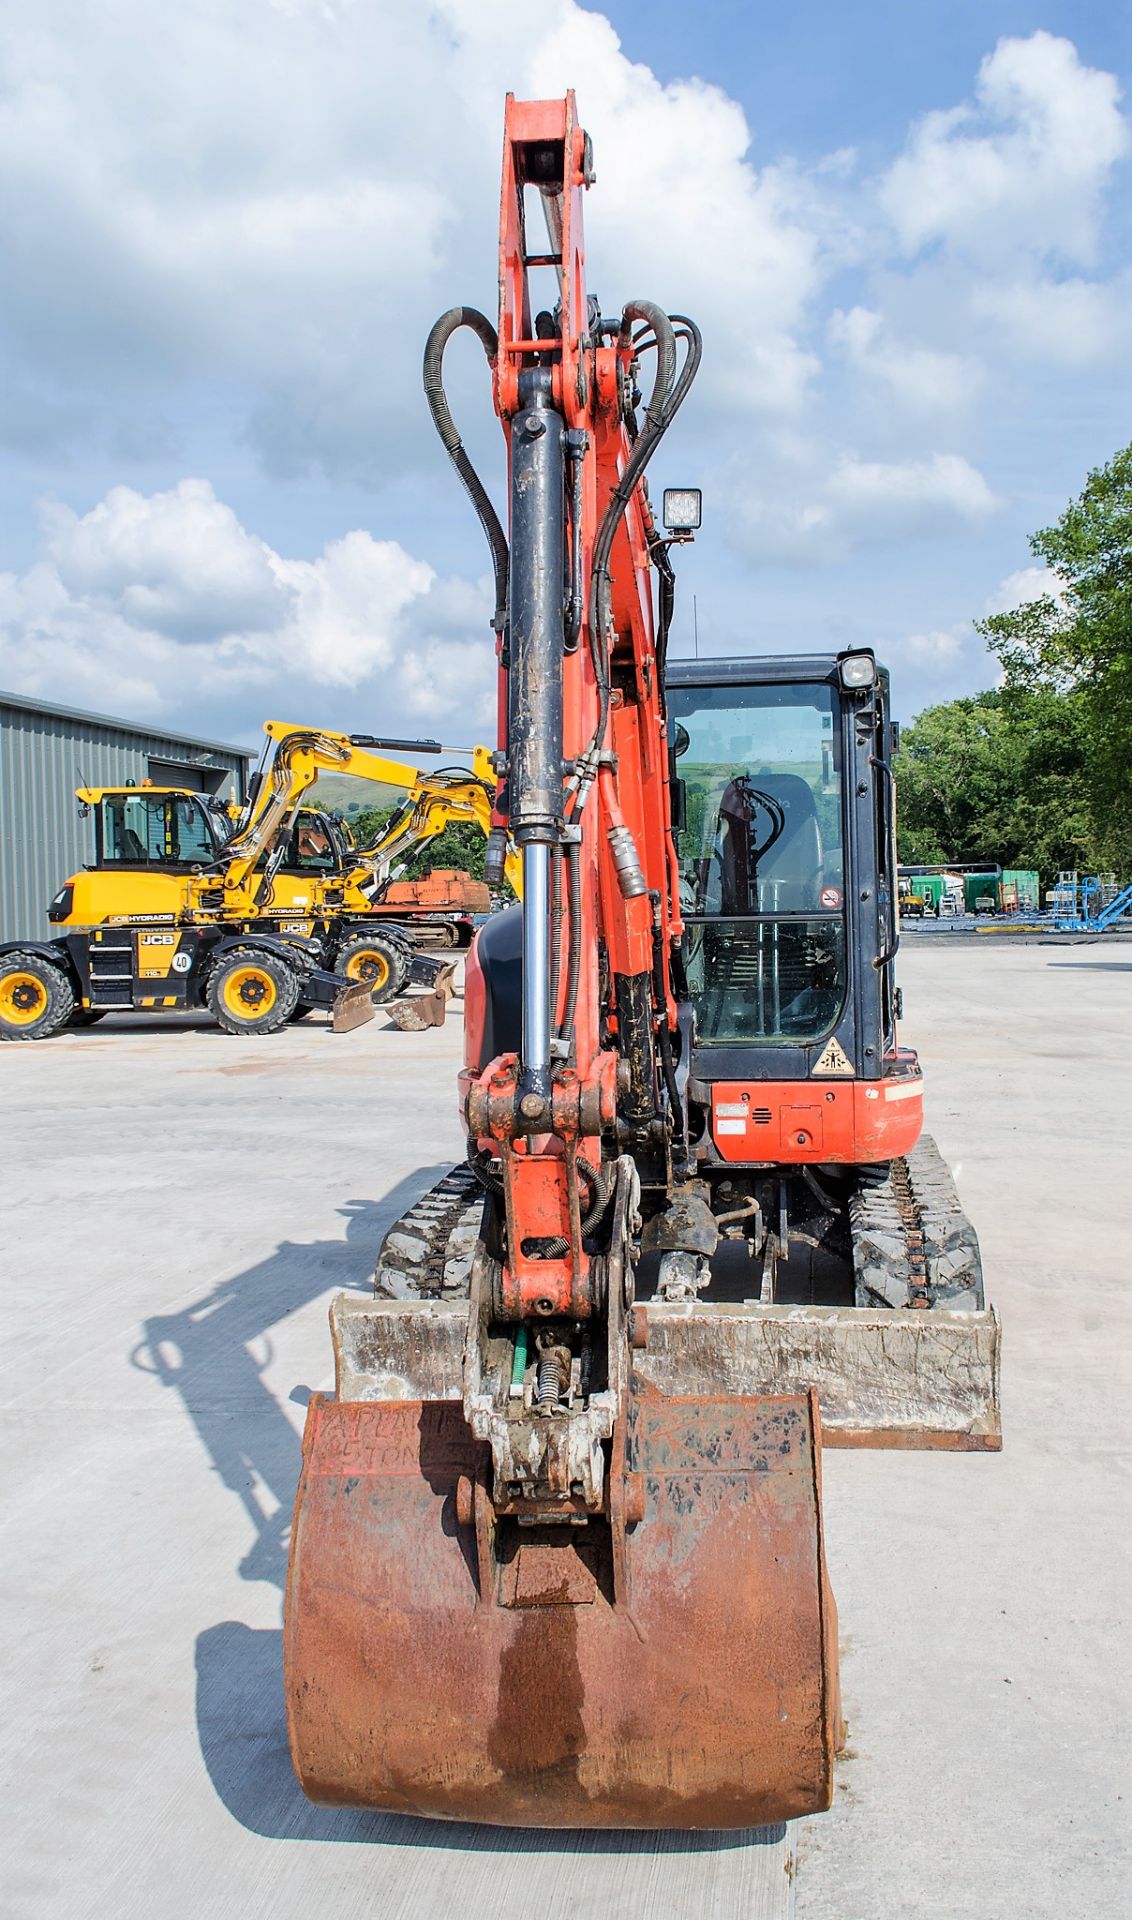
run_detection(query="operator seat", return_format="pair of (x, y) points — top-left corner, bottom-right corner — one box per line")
(751, 772), (824, 909)
(715, 772), (824, 913)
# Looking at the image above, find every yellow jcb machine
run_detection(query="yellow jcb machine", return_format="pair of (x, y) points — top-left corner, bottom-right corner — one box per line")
(0, 725), (513, 1040)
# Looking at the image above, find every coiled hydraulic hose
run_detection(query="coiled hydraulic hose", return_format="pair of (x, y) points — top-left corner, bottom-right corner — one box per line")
(577, 302), (677, 803)
(556, 307), (702, 1045)
(423, 308), (510, 634)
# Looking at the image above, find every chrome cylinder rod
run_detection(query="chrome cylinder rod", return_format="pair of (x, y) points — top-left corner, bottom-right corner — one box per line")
(521, 840), (551, 1083)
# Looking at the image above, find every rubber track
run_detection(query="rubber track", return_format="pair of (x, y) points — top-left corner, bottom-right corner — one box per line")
(374, 1163), (483, 1299)
(850, 1132), (985, 1311)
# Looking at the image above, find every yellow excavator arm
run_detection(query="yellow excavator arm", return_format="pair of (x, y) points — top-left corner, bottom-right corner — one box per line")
(222, 724), (518, 905)
(349, 753), (522, 897)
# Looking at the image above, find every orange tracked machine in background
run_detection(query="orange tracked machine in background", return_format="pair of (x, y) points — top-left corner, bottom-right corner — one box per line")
(284, 92), (1000, 1828)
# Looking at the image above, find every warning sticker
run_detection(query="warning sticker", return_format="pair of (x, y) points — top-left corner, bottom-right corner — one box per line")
(813, 1036), (853, 1076)
(819, 886), (842, 910)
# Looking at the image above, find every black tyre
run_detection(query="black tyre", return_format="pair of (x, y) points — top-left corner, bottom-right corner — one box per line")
(206, 948), (300, 1036)
(335, 929), (410, 1005)
(0, 951), (76, 1041)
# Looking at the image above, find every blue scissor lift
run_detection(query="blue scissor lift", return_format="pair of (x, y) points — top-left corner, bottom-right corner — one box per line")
(1053, 870), (1132, 932)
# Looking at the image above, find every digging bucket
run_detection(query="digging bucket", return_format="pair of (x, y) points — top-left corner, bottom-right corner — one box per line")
(284, 1299), (841, 1829)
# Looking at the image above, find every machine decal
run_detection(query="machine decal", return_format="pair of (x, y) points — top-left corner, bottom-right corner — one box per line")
(819, 886), (842, 909)
(813, 1036), (853, 1074)
(172, 952), (192, 973)
(138, 930), (179, 978)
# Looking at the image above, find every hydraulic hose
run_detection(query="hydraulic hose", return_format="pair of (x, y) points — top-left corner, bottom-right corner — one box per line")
(423, 308), (510, 634)
(573, 308), (701, 819)
(548, 844), (563, 1026)
(650, 894), (686, 1151)
(581, 304), (676, 778)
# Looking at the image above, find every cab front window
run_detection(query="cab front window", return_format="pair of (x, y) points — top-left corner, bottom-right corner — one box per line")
(669, 680), (847, 1045)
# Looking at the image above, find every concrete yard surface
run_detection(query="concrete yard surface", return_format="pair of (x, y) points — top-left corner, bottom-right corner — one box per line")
(1, 944), (1129, 1918)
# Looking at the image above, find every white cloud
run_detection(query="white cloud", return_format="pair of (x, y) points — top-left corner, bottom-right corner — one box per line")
(881, 32), (1130, 266)
(0, 11), (1129, 739)
(828, 306), (983, 415)
(42, 481), (286, 641)
(0, 0), (831, 478)
(729, 441), (998, 566)
(982, 564), (1063, 615)
(518, 6), (826, 410)
(971, 275), (1132, 367)
(828, 451), (997, 522)
(0, 480), (495, 735)
(902, 628), (966, 667)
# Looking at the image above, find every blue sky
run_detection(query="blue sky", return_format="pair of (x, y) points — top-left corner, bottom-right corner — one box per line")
(2, 1), (1130, 742)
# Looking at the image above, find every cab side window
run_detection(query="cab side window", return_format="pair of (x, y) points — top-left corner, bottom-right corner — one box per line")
(98, 795), (217, 867)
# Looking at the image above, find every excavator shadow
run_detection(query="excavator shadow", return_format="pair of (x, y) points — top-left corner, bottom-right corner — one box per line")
(1046, 959), (1132, 971)
(144, 1169), (782, 1852)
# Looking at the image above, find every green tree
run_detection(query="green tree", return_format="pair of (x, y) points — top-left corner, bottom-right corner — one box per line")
(894, 688), (1093, 880)
(976, 442), (1132, 870)
(350, 803), (395, 845)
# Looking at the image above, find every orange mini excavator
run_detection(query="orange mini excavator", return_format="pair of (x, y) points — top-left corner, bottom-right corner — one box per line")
(284, 92), (1000, 1829)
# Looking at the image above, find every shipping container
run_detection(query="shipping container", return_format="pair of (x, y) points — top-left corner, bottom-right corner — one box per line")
(1001, 869), (1040, 912)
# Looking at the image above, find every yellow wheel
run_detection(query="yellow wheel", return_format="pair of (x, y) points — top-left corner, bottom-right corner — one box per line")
(336, 930), (409, 1006)
(0, 951), (76, 1041)
(0, 970), (46, 1026)
(206, 949), (299, 1035)
(221, 963), (278, 1019)
(345, 948), (389, 990)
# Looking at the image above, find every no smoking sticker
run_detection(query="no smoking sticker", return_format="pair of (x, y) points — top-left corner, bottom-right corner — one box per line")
(820, 886), (842, 910)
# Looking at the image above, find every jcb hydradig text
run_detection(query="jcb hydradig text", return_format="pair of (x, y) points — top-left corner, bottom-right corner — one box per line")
(285, 91), (1000, 1829)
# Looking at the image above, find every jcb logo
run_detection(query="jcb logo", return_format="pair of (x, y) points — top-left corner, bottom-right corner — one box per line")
(140, 933), (176, 947)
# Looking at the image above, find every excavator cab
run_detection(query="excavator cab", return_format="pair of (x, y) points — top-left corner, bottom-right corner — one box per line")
(83, 787), (231, 872)
(276, 808), (351, 875)
(669, 653), (887, 1058)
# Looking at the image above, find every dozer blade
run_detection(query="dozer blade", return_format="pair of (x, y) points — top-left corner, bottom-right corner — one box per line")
(638, 1302), (1002, 1451)
(330, 978), (376, 1033)
(284, 1298), (841, 1829)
